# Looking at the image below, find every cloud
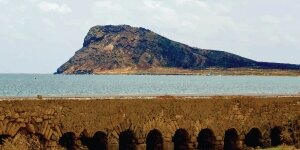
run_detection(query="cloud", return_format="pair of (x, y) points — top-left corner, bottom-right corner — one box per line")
(215, 3), (231, 15)
(0, 0), (8, 4)
(143, 0), (162, 9)
(93, 0), (123, 9)
(260, 15), (280, 24)
(175, 0), (209, 9)
(283, 34), (297, 44)
(37, 1), (72, 14)
(1, 0), (300, 73)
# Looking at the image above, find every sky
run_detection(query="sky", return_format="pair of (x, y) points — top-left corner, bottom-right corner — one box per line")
(0, 0), (299, 73)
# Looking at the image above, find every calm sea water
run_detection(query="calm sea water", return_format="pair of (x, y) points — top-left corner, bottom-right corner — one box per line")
(0, 74), (299, 97)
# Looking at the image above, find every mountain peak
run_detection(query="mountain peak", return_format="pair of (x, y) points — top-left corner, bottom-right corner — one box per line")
(83, 25), (151, 47)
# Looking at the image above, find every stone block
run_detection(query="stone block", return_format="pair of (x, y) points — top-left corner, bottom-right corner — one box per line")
(5, 110), (11, 117)
(27, 124), (35, 133)
(12, 113), (20, 119)
(108, 137), (118, 144)
(108, 144), (118, 150)
(35, 117), (43, 123)
(14, 108), (25, 113)
(0, 115), (5, 121)
(43, 122), (51, 136)
(24, 118), (29, 123)
(216, 136), (223, 141)
(46, 129), (53, 140)
(5, 122), (13, 134)
(111, 130), (119, 139)
(0, 121), (3, 134)
(31, 112), (38, 117)
(190, 136), (197, 142)
(189, 143), (196, 149)
(164, 136), (172, 142)
(1, 119), (9, 133)
(16, 118), (25, 122)
(45, 108), (55, 115)
(137, 138), (144, 144)
(233, 107), (239, 110)
(51, 132), (59, 141)
(46, 141), (57, 147)
(20, 112), (28, 116)
(6, 123), (21, 136)
(53, 119), (60, 124)
(237, 115), (244, 120)
(175, 115), (183, 119)
(136, 144), (146, 150)
(20, 123), (26, 128)
(215, 140), (223, 146)
(44, 115), (50, 120)
(240, 135), (245, 140)
(54, 125), (62, 137)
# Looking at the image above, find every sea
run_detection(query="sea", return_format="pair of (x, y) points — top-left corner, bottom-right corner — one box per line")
(0, 74), (300, 97)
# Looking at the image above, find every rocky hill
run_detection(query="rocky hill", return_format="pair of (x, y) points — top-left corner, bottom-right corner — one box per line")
(56, 25), (300, 74)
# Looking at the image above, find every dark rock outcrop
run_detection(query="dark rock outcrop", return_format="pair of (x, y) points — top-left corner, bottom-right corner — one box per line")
(56, 25), (300, 74)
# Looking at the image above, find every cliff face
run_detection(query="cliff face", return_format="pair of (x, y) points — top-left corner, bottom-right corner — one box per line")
(56, 25), (300, 74)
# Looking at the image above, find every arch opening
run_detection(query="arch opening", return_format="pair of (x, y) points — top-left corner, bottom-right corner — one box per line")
(223, 128), (241, 150)
(59, 132), (78, 150)
(244, 128), (263, 148)
(172, 128), (190, 150)
(80, 131), (108, 150)
(0, 135), (10, 145)
(92, 131), (108, 150)
(146, 129), (163, 150)
(197, 128), (216, 150)
(80, 130), (92, 149)
(270, 126), (282, 147)
(119, 129), (137, 150)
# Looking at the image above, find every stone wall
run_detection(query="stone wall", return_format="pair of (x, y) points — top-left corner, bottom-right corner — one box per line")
(0, 96), (299, 149)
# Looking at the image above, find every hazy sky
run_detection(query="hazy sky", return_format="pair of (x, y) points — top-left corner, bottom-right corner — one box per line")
(0, 0), (299, 73)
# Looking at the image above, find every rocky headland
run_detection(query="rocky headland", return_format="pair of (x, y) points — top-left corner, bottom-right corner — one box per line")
(56, 25), (300, 75)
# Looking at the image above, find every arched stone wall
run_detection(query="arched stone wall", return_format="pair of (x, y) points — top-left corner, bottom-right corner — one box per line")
(0, 96), (299, 149)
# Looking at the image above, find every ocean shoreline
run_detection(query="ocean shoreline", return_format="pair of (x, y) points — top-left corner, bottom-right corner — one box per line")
(1, 94), (300, 101)
(57, 68), (300, 76)
(3, 68), (300, 76)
